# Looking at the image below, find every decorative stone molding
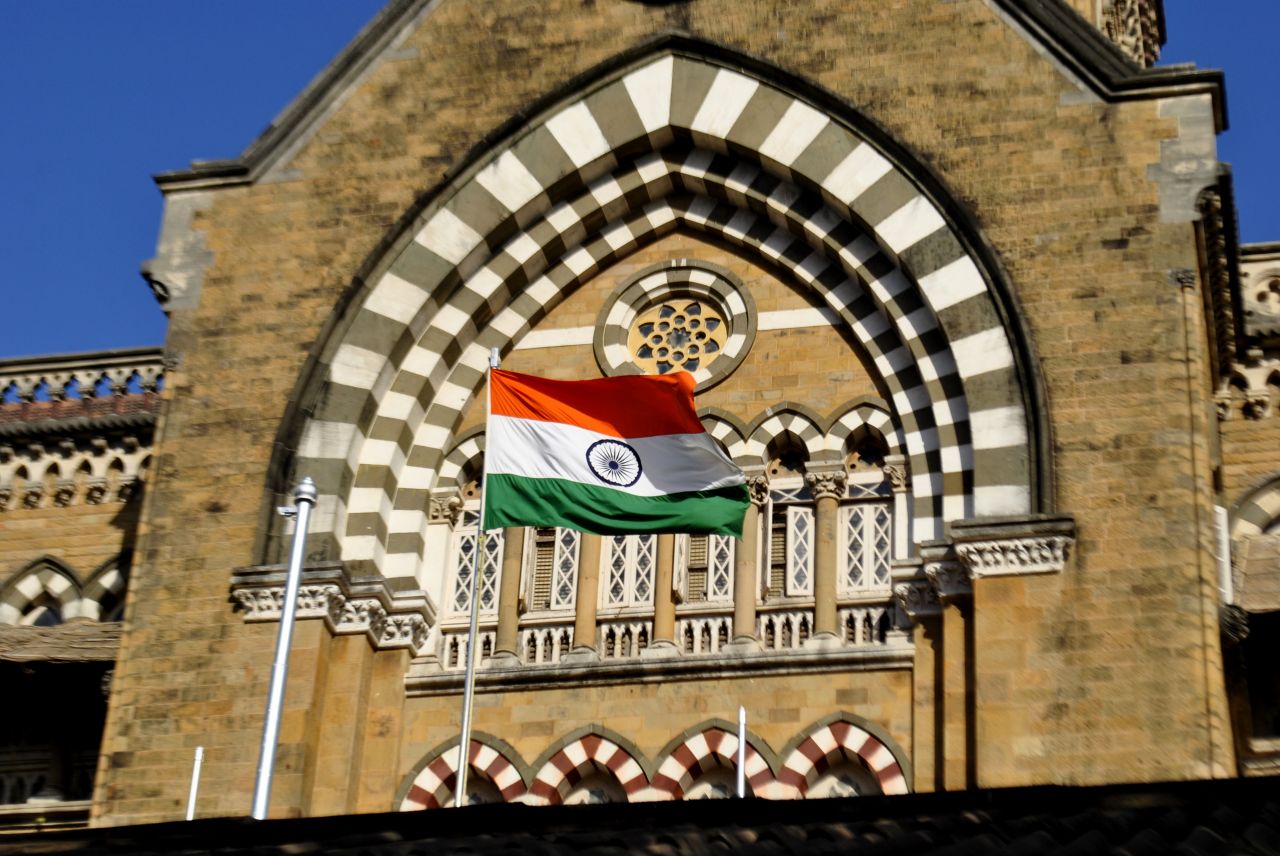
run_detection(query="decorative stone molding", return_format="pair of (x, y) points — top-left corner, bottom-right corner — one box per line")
(925, 560), (971, 602)
(0, 348), (165, 403)
(804, 470), (847, 502)
(746, 473), (769, 506)
(230, 561), (435, 653)
(893, 580), (940, 620)
(950, 514), (1077, 578)
(1102, 0), (1162, 67)
(428, 493), (463, 526)
(882, 462), (907, 491)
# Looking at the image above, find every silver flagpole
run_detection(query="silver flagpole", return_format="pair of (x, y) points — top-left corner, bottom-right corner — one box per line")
(455, 348), (500, 806)
(185, 746), (204, 820)
(737, 706), (747, 798)
(251, 476), (317, 820)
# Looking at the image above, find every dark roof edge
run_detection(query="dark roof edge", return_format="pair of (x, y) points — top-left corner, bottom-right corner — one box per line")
(0, 411), (157, 440)
(0, 346), (165, 371)
(1241, 241), (1280, 259)
(992, 0), (1226, 131)
(153, 0), (431, 191)
(152, 0), (1226, 192)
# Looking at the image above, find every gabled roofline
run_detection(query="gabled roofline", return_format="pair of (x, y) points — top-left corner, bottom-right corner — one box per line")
(153, 0), (431, 192)
(152, 0), (1227, 193)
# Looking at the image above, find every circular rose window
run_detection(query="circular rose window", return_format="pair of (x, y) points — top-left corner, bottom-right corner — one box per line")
(594, 261), (756, 391)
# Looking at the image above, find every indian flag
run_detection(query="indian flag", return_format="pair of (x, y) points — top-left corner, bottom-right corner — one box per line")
(483, 370), (748, 536)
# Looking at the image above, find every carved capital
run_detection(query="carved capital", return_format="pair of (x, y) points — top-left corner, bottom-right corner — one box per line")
(804, 470), (846, 501)
(85, 479), (108, 505)
(23, 485), (43, 509)
(893, 580), (940, 620)
(882, 463), (907, 491)
(429, 493), (463, 525)
(1214, 392), (1232, 421)
(1243, 394), (1270, 420)
(53, 480), (75, 508)
(747, 474), (770, 506)
(925, 560), (971, 602)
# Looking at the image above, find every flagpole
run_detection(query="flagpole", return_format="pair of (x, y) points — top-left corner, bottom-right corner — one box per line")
(251, 476), (317, 820)
(455, 348), (500, 806)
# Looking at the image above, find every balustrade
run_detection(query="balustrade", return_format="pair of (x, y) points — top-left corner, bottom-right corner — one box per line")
(597, 618), (651, 659)
(0, 348), (164, 405)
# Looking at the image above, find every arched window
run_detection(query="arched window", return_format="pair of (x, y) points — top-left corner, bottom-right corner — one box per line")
(839, 432), (893, 595)
(523, 527), (579, 613)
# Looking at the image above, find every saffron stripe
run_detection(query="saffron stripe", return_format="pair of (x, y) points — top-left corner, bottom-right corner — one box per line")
(484, 475), (748, 536)
(490, 369), (705, 438)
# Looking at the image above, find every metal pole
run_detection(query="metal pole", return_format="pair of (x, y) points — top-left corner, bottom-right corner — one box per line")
(250, 477), (317, 820)
(737, 706), (747, 798)
(455, 348), (500, 807)
(185, 746), (204, 821)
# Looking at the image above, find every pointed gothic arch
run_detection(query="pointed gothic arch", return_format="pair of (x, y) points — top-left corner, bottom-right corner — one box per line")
(266, 38), (1050, 583)
(396, 734), (528, 810)
(526, 728), (650, 805)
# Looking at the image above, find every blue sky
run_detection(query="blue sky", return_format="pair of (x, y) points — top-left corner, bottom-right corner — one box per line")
(1, 2), (1275, 359)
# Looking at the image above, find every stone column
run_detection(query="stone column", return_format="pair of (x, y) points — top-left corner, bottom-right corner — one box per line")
(567, 534), (602, 661)
(805, 469), (846, 639)
(732, 473), (769, 644)
(894, 576), (942, 793)
(647, 533), (679, 656)
(882, 455), (910, 559)
(492, 527), (524, 664)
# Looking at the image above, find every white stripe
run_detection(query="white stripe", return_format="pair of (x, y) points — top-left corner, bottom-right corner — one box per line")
(877, 196), (946, 253)
(970, 405), (1028, 450)
(758, 100), (828, 166)
(623, 56), (673, 134)
(415, 207), (481, 265)
(821, 143), (892, 203)
(951, 327), (1014, 379)
(475, 150), (544, 212)
(546, 102), (610, 168)
(690, 69), (758, 138)
(365, 272), (424, 324)
(487, 415), (744, 496)
(513, 326), (595, 350)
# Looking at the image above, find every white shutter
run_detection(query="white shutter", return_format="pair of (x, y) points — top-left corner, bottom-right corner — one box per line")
(785, 505), (813, 596)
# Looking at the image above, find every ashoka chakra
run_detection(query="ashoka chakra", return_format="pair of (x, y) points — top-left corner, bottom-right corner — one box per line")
(585, 439), (643, 488)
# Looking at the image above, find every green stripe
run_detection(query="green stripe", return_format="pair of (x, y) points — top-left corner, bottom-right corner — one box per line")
(484, 474), (749, 537)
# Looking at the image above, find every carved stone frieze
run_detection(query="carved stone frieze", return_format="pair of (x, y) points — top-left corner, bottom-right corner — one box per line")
(950, 514), (1077, 578)
(893, 580), (940, 620)
(85, 479), (107, 505)
(1102, 0), (1162, 67)
(229, 561), (435, 654)
(956, 536), (1073, 577)
(804, 470), (847, 501)
(23, 486), (42, 509)
(53, 480), (75, 508)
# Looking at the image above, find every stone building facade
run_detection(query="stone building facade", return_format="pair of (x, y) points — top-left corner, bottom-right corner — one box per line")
(1, 0), (1278, 830)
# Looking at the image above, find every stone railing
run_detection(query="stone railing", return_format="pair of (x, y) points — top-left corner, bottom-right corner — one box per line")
(838, 604), (893, 647)
(757, 608), (812, 651)
(0, 348), (165, 404)
(519, 621), (574, 666)
(438, 627), (497, 670)
(676, 611), (733, 656)
(597, 617), (651, 659)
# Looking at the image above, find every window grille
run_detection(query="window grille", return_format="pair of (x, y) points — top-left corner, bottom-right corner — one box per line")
(785, 505), (814, 596)
(602, 534), (656, 608)
(677, 534), (735, 603)
(450, 506), (503, 615)
(840, 502), (892, 593)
